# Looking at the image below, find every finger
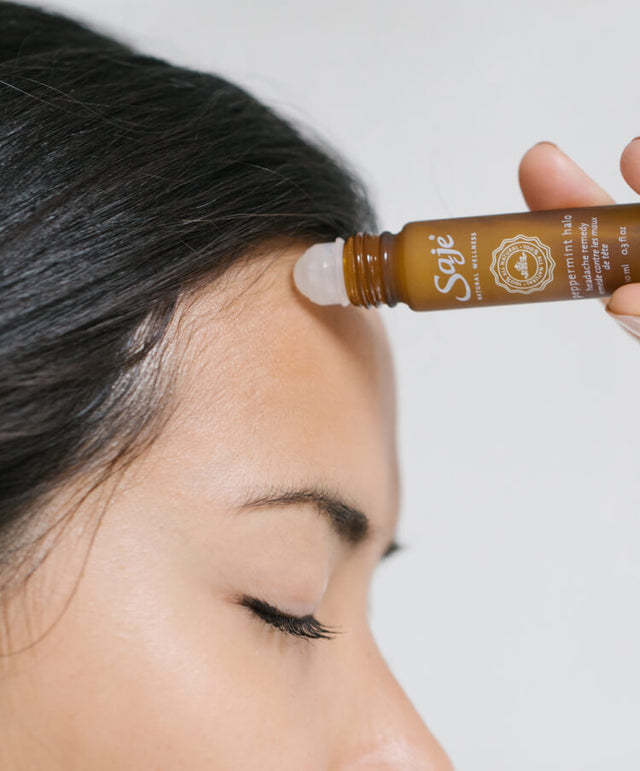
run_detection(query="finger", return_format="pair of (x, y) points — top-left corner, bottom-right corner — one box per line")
(605, 284), (640, 343)
(607, 283), (640, 315)
(518, 142), (615, 210)
(605, 282), (640, 340)
(518, 144), (633, 335)
(609, 138), (640, 336)
(620, 137), (640, 196)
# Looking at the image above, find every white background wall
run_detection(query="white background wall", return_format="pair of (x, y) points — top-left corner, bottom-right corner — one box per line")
(30, 0), (640, 768)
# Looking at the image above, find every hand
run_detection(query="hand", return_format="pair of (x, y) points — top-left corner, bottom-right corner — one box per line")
(518, 139), (640, 339)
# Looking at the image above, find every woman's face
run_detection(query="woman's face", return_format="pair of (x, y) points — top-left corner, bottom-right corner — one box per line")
(0, 248), (452, 770)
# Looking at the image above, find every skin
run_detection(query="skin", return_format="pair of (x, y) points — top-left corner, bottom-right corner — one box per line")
(0, 250), (454, 770)
(1, 139), (638, 770)
(519, 137), (640, 325)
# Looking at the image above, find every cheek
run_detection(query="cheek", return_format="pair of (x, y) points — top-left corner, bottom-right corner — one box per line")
(5, 526), (330, 770)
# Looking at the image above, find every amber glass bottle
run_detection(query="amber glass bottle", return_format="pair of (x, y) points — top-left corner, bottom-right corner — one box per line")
(293, 204), (640, 310)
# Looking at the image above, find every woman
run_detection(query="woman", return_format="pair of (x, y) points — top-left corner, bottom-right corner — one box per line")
(1, 3), (638, 769)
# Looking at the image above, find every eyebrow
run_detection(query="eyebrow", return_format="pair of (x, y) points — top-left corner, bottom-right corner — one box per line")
(239, 487), (399, 558)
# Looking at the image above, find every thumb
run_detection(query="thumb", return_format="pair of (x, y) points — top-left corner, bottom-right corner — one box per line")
(606, 284), (640, 339)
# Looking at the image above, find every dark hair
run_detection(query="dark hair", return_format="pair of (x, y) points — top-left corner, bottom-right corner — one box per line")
(0, 2), (377, 595)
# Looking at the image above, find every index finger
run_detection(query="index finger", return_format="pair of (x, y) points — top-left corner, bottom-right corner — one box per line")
(518, 142), (615, 210)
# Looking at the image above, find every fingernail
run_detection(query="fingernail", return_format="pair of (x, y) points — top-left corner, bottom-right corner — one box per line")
(605, 306), (640, 338)
(534, 140), (559, 149)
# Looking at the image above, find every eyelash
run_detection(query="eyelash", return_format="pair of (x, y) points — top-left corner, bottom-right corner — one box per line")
(239, 595), (339, 641)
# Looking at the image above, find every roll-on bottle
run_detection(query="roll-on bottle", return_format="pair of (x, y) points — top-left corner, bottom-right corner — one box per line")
(294, 204), (640, 310)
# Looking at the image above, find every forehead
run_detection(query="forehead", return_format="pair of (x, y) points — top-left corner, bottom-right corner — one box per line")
(160, 247), (399, 519)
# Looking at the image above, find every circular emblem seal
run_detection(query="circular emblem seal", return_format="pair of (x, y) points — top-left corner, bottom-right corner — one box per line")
(490, 234), (555, 294)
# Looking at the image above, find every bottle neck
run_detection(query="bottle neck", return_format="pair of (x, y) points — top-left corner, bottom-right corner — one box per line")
(343, 232), (399, 307)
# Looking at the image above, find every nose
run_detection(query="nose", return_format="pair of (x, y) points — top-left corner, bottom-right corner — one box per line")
(329, 629), (454, 770)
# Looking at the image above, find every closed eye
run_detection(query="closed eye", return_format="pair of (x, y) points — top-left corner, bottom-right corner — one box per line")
(239, 595), (340, 641)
